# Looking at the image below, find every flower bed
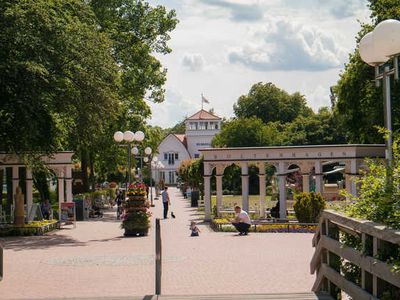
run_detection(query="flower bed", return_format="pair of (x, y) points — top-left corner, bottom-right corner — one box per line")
(211, 218), (317, 233)
(0, 220), (59, 236)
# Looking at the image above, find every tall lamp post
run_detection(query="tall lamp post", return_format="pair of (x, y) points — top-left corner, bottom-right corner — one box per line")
(113, 130), (145, 185)
(359, 19), (400, 167)
(144, 155), (157, 207)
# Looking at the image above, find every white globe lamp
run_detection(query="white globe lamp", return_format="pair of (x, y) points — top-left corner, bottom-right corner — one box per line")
(144, 147), (152, 155)
(123, 130), (135, 142)
(135, 131), (145, 142)
(152, 156), (158, 162)
(132, 147), (139, 155)
(144, 157), (149, 163)
(373, 19), (400, 57)
(359, 32), (389, 66)
(113, 131), (124, 142)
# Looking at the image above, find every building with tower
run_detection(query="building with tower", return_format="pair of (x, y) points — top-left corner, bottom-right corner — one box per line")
(154, 109), (221, 185)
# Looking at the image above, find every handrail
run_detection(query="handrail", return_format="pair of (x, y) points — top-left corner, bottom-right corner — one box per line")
(311, 210), (400, 299)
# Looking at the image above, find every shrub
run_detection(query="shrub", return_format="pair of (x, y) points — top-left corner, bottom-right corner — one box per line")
(293, 192), (326, 223)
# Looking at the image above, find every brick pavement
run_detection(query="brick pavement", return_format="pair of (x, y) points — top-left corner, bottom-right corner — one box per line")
(0, 188), (315, 299)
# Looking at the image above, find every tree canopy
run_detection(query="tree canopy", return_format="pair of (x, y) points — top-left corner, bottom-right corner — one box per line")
(0, 0), (177, 193)
(233, 82), (313, 124)
(333, 0), (400, 143)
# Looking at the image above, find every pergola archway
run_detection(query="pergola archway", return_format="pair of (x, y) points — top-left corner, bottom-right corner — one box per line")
(201, 144), (385, 221)
(0, 152), (74, 219)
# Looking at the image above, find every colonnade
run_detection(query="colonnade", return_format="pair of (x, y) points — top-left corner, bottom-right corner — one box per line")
(0, 152), (74, 219)
(200, 145), (386, 221)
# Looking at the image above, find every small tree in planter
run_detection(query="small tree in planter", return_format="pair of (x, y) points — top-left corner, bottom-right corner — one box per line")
(121, 183), (151, 236)
(293, 192), (326, 223)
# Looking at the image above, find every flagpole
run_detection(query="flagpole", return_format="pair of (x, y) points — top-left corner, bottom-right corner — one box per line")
(201, 93), (203, 110)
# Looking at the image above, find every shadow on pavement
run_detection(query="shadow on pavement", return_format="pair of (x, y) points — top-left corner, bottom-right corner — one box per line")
(2, 234), (86, 251)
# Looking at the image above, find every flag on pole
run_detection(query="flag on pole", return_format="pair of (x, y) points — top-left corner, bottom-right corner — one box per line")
(201, 93), (210, 104)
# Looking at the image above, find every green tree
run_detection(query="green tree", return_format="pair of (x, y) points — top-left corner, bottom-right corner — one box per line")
(233, 82), (313, 124)
(212, 117), (282, 147)
(282, 107), (347, 145)
(334, 0), (400, 143)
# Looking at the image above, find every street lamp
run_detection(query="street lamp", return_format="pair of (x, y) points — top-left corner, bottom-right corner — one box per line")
(359, 19), (400, 167)
(113, 130), (145, 185)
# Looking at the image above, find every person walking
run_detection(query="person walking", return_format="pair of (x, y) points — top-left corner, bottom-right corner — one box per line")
(231, 205), (252, 235)
(161, 186), (170, 219)
(115, 190), (124, 220)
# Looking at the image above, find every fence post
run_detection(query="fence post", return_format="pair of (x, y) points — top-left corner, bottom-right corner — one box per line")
(155, 218), (162, 295)
(0, 241), (3, 281)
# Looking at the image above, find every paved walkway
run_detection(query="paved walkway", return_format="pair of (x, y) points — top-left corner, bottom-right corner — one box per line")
(0, 188), (315, 299)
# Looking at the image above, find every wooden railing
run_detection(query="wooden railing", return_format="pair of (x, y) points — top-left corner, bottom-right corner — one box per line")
(311, 210), (400, 300)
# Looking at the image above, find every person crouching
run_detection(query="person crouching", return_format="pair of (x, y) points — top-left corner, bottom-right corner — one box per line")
(231, 205), (251, 235)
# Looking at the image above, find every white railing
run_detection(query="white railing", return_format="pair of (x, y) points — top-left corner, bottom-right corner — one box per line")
(311, 210), (400, 300)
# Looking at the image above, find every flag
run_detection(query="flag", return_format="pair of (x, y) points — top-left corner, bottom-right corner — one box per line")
(201, 93), (210, 104)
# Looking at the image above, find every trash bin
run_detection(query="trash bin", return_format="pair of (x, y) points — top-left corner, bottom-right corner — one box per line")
(191, 190), (199, 207)
(73, 199), (84, 221)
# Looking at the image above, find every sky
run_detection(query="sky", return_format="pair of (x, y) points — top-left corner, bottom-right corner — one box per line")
(146, 0), (371, 128)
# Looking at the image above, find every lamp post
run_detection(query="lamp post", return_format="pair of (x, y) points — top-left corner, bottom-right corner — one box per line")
(113, 130), (145, 186)
(359, 19), (400, 167)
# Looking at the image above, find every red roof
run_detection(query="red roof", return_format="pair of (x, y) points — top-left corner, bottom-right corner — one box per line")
(186, 109), (221, 121)
(173, 134), (187, 148)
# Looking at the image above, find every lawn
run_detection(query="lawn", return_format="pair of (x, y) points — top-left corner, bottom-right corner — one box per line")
(211, 195), (276, 211)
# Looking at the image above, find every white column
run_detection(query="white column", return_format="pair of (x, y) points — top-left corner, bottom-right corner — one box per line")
(345, 159), (358, 197)
(12, 166), (19, 202)
(204, 163), (212, 221)
(57, 170), (65, 204)
(12, 166), (19, 219)
(302, 173), (310, 193)
(65, 166), (73, 202)
(241, 163), (249, 212)
(314, 161), (324, 194)
(26, 168), (33, 216)
(259, 173), (266, 218)
(278, 162), (287, 220)
(216, 174), (223, 217)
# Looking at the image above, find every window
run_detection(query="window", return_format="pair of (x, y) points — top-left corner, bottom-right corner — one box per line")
(175, 153), (179, 160)
(210, 122), (219, 130)
(194, 154), (200, 158)
(167, 153), (175, 165)
(189, 122), (197, 130)
(168, 171), (175, 184)
(164, 153), (168, 160)
(199, 122), (207, 130)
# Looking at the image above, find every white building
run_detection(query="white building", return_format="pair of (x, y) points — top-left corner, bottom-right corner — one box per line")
(155, 109), (221, 185)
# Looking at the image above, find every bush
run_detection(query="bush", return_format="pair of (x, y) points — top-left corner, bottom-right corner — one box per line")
(293, 192), (326, 223)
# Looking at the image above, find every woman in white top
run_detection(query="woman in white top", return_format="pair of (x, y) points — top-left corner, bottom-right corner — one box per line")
(231, 205), (251, 235)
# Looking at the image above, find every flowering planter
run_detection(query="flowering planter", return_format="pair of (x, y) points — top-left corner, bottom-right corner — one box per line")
(122, 183), (151, 237)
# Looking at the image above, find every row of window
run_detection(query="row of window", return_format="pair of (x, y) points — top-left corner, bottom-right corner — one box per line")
(188, 122), (219, 130)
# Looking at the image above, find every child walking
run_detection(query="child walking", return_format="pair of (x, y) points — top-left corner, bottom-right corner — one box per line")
(190, 221), (200, 237)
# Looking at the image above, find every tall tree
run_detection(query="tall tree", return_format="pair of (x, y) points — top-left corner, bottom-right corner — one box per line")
(233, 82), (313, 124)
(334, 0), (400, 143)
(212, 117), (282, 148)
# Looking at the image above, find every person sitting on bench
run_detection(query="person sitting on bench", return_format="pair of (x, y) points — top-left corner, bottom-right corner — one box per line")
(231, 205), (251, 235)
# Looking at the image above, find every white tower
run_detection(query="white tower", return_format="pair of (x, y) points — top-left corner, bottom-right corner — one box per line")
(185, 109), (221, 158)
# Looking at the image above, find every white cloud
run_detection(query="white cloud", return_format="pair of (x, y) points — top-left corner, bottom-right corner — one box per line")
(147, 0), (370, 127)
(228, 19), (347, 71)
(182, 53), (206, 71)
(148, 89), (194, 128)
(199, 0), (264, 22)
